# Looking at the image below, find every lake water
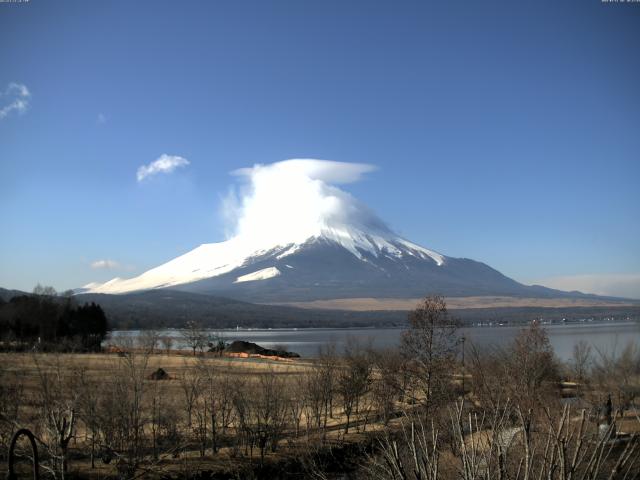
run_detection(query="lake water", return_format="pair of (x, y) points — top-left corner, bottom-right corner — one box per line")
(107, 320), (640, 362)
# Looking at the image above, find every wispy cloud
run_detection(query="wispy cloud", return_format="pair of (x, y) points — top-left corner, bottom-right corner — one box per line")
(137, 154), (190, 182)
(534, 273), (640, 299)
(91, 259), (122, 270)
(97, 113), (107, 124)
(0, 82), (31, 120)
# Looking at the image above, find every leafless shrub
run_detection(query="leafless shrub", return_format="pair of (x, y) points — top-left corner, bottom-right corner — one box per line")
(369, 400), (640, 480)
(368, 412), (440, 480)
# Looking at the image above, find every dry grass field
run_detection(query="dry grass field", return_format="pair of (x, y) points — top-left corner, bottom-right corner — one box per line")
(275, 295), (639, 311)
(2, 320), (639, 480)
(0, 350), (390, 479)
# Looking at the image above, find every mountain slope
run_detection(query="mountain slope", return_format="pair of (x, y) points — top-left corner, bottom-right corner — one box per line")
(82, 159), (613, 303)
(169, 238), (602, 302)
(83, 232), (597, 302)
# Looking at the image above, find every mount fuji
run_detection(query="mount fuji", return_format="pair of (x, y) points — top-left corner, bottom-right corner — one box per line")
(82, 159), (590, 303)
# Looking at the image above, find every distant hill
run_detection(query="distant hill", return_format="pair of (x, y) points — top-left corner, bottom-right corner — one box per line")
(76, 290), (640, 329)
(3, 287), (638, 330)
(0, 287), (28, 302)
(74, 289), (404, 329)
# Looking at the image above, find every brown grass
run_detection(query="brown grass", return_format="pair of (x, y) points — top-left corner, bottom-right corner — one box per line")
(272, 296), (638, 311)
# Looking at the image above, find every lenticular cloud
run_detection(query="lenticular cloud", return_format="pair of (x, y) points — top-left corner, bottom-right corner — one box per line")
(222, 159), (389, 248)
(232, 159), (376, 185)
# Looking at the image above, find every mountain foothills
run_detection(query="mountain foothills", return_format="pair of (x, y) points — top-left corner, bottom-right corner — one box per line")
(1, 287), (638, 331)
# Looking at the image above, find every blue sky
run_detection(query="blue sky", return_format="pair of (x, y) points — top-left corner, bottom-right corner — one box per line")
(1, 0), (639, 297)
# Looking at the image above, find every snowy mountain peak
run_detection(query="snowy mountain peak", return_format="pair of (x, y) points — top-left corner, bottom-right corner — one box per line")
(84, 160), (446, 295)
(85, 226), (446, 294)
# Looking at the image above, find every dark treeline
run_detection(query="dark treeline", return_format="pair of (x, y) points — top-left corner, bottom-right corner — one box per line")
(75, 290), (640, 330)
(0, 285), (109, 351)
(2, 287), (638, 330)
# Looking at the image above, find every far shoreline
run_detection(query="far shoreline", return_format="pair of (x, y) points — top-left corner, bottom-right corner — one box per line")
(107, 317), (639, 332)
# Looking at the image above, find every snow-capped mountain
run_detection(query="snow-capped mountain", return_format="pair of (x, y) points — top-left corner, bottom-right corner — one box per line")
(83, 216), (562, 302)
(84, 219), (446, 296)
(83, 159), (573, 302)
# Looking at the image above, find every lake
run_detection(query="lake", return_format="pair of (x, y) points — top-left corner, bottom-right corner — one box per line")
(107, 320), (640, 362)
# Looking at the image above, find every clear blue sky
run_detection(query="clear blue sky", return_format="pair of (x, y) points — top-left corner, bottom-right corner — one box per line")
(1, 1), (639, 297)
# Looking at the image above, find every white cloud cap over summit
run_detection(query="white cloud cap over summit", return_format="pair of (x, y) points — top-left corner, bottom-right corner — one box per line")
(137, 154), (190, 182)
(232, 159), (376, 184)
(0, 82), (31, 120)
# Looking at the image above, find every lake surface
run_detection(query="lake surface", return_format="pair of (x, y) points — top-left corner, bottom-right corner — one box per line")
(107, 320), (640, 362)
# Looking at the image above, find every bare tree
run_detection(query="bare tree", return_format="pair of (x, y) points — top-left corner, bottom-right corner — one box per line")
(468, 324), (560, 415)
(0, 366), (24, 459)
(103, 348), (152, 478)
(196, 358), (235, 455)
(148, 375), (169, 461)
(336, 339), (372, 434)
(368, 411), (440, 480)
(507, 322), (560, 409)
(303, 366), (325, 439)
(193, 385), (209, 457)
(33, 355), (79, 480)
(160, 336), (174, 354)
(181, 321), (210, 355)
(571, 340), (593, 382)
(288, 372), (307, 438)
(303, 344), (337, 439)
(232, 368), (290, 465)
(259, 368), (290, 456)
(593, 342), (640, 417)
(215, 364), (236, 437)
(138, 329), (160, 353)
(368, 399), (640, 480)
(371, 348), (405, 425)
(33, 283), (57, 297)
(401, 295), (458, 410)
(178, 366), (201, 429)
(77, 369), (101, 469)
